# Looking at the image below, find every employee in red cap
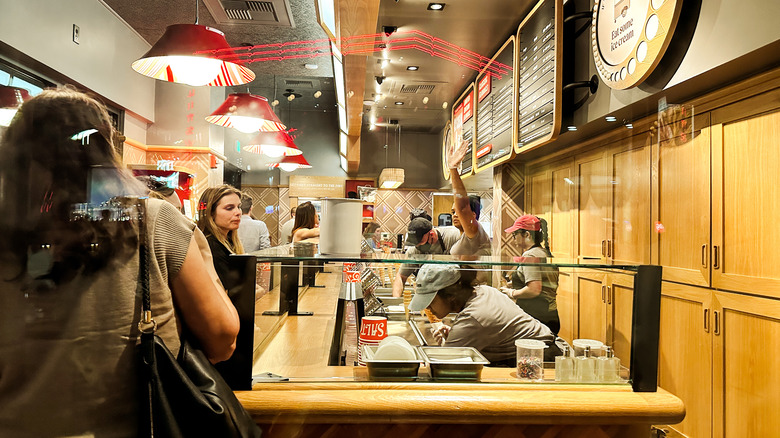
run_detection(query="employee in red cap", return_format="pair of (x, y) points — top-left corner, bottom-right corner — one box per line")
(500, 214), (560, 334)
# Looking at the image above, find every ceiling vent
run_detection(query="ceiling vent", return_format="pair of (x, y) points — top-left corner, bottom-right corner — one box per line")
(400, 84), (436, 94)
(284, 79), (318, 89)
(203, 0), (295, 27)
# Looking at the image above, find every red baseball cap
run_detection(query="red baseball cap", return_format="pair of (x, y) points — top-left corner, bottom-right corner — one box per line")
(504, 215), (540, 233)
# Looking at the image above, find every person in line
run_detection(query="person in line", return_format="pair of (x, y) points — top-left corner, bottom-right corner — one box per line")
(391, 217), (459, 297)
(0, 87), (239, 437)
(279, 205), (296, 245)
(197, 185), (245, 289)
(291, 201), (320, 243)
(362, 221), (381, 250)
(500, 214), (560, 334)
(237, 193), (270, 252)
(409, 264), (561, 365)
(446, 140), (492, 257)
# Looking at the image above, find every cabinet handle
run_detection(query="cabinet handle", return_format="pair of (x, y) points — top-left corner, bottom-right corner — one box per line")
(608, 240), (613, 258)
(607, 285), (612, 305)
(701, 244), (707, 268)
(704, 308), (709, 333)
(713, 310), (720, 335)
(601, 285), (606, 303)
(601, 240), (607, 257)
(713, 246), (720, 270)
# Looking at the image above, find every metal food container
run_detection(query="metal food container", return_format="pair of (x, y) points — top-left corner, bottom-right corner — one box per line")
(362, 345), (423, 381)
(420, 346), (490, 381)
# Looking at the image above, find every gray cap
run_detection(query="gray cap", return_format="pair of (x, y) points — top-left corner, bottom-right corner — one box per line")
(408, 264), (461, 312)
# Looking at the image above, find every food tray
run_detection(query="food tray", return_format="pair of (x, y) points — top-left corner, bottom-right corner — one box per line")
(362, 345), (423, 381)
(419, 346), (490, 381)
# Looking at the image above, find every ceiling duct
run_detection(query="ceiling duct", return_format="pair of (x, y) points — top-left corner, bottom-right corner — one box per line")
(284, 79), (317, 89)
(203, 0), (295, 27)
(400, 84), (436, 94)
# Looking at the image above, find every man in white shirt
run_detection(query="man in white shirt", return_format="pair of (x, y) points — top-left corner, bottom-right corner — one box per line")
(237, 194), (270, 252)
(279, 206), (296, 245)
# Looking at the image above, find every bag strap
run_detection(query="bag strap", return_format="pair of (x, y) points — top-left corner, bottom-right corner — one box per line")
(137, 198), (156, 334)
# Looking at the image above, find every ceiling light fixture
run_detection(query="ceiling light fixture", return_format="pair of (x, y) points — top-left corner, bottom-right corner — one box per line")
(394, 101), (404, 105)
(406, 66), (419, 71)
(304, 63), (319, 70)
(379, 167), (405, 189)
(131, 0), (254, 86)
(567, 126), (578, 131)
(0, 85), (31, 127)
(427, 3), (446, 11)
(206, 93), (286, 133)
(605, 116), (617, 122)
(269, 153), (312, 171)
(243, 131), (302, 158)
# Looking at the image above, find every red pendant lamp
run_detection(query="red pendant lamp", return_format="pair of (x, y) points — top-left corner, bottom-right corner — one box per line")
(206, 93), (286, 133)
(0, 85), (31, 127)
(131, 1), (254, 86)
(268, 153), (312, 171)
(243, 130), (302, 157)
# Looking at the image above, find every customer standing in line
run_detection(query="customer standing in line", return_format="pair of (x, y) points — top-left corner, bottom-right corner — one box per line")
(237, 193), (270, 252)
(500, 214), (561, 334)
(0, 87), (239, 437)
(197, 185), (245, 289)
(291, 201), (320, 243)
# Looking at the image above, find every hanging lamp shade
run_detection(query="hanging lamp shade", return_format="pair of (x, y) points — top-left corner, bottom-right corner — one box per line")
(0, 85), (31, 127)
(206, 93), (286, 133)
(243, 131), (302, 157)
(269, 153), (312, 171)
(131, 24), (255, 86)
(379, 167), (405, 189)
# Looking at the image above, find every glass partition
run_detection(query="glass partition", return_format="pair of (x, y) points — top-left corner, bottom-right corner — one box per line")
(244, 246), (661, 391)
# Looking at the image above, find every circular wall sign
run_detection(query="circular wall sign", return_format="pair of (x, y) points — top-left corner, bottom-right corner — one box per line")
(441, 121), (453, 180)
(592, 0), (683, 89)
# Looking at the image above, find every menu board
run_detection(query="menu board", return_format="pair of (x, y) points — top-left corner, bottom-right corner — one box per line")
(451, 85), (475, 177)
(515, 0), (562, 154)
(474, 36), (516, 173)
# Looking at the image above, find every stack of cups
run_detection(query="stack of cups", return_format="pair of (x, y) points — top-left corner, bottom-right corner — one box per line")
(357, 316), (388, 366)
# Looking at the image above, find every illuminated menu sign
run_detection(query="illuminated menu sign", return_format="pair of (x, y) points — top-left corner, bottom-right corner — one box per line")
(452, 85), (475, 177)
(515, 0), (561, 154)
(475, 36), (516, 172)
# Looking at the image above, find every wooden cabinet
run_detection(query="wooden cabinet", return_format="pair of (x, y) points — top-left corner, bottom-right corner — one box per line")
(575, 149), (609, 260)
(656, 111), (712, 287)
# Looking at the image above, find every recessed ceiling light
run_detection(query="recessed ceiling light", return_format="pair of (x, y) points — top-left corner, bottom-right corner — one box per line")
(304, 63), (318, 70)
(625, 123), (634, 129)
(407, 66), (419, 71)
(567, 126), (578, 131)
(605, 116), (617, 122)
(394, 101), (404, 105)
(427, 3), (445, 10)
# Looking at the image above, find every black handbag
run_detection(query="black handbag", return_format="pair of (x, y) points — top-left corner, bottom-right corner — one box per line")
(136, 200), (262, 438)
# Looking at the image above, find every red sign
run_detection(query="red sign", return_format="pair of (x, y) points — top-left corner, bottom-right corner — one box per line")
(454, 102), (463, 124)
(478, 74), (491, 102)
(344, 271), (361, 283)
(476, 144), (492, 158)
(342, 262), (357, 273)
(462, 91), (473, 122)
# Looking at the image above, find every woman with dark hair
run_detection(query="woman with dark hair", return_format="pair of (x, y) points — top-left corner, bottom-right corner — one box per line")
(291, 201), (320, 243)
(408, 264), (559, 365)
(0, 87), (239, 437)
(197, 185), (245, 288)
(501, 214), (561, 334)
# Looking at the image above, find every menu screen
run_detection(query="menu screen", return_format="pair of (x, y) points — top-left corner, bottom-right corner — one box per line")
(475, 36), (516, 171)
(516, 0), (560, 153)
(452, 87), (475, 177)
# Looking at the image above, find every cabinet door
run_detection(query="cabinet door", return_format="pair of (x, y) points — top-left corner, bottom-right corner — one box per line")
(609, 140), (652, 264)
(712, 291), (780, 438)
(658, 282), (713, 438)
(605, 273), (634, 365)
(712, 102), (780, 298)
(575, 150), (609, 260)
(574, 272), (607, 342)
(657, 112), (711, 287)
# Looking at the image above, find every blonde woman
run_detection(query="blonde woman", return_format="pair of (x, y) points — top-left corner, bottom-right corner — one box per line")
(197, 185), (245, 288)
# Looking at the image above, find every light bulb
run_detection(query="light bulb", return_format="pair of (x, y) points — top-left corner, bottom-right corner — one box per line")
(229, 116), (264, 133)
(287, 95), (295, 101)
(423, 96), (429, 104)
(272, 100), (279, 106)
(279, 163), (298, 171)
(314, 91), (322, 98)
(162, 56), (223, 86)
(262, 145), (287, 158)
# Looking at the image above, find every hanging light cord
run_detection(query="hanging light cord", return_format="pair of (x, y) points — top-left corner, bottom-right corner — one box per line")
(194, 0), (199, 24)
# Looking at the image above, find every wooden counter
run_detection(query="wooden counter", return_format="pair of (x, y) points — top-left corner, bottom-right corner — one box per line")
(241, 267), (685, 437)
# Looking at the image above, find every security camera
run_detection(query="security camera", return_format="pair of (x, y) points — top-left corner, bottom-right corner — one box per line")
(376, 76), (386, 85)
(382, 26), (397, 36)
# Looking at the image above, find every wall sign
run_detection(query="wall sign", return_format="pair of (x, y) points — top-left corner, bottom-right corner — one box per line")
(474, 36), (516, 173)
(289, 175), (346, 198)
(592, 0), (684, 90)
(451, 85), (476, 178)
(515, 0), (562, 154)
(441, 121), (453, 180)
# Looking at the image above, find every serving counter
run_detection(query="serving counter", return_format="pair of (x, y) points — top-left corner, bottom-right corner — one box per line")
(234, 250), (684, 437)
